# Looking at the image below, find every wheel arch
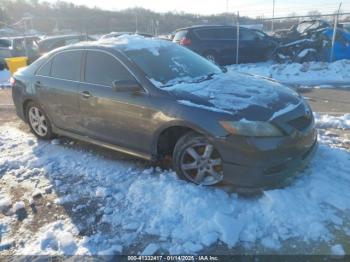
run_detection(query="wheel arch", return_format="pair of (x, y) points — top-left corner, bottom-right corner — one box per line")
(152, 121), (208, 159)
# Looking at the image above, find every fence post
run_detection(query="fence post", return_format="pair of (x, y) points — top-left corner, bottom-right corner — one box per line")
(236, 11), (240, 64)
(330, 2), (342, 62)
(271, 0), (275, 32)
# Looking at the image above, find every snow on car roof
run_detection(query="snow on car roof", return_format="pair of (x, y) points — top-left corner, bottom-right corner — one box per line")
(97, 34), (174, 56)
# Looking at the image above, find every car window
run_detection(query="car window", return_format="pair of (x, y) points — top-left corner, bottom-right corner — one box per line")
(125, 45), (222, 86)
(0, 39), (11, 48)
(84, 51), (134, 87)
(240, 29), (258, 41)
(65, 37), (81, 45)
(195, 29), (214, 39)
(37, 60), (52, 76)
(195, 28), (236, 40)
(216, 28), (236, 39)
(173, 30), (188, 41)
(297, 22), (313, 34)
(51, 50), (82, 81)
(50, 39), (65, 50)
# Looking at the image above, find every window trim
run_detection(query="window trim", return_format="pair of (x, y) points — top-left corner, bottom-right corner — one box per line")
(36, 48), (148, 94)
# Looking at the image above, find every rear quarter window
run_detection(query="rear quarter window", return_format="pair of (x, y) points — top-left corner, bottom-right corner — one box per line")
(37, 60), (52, 76)
(50, 50), (82, 81)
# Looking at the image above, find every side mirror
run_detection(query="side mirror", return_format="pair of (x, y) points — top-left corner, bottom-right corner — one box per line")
(112, 80), (141, 92)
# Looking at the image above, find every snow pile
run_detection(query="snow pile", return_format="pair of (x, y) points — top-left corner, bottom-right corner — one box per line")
(12, 201), (25, 212)
(19, 220), (81, 255)
(0, 196), (12, 212)
(0, 126), (350, 255)
(0, 70), (10, 88)
(229, 60), (350, 87)
(99, 34), (173, 56)
(331, 244), (346, 256)
(314, 113), (350, 130)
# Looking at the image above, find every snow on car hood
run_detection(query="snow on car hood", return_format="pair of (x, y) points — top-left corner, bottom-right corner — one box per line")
(162, 70), (302, 118)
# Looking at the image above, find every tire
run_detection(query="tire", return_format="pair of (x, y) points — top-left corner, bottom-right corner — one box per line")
(26, 101), (54, 139)
(173, 132), (223, 186)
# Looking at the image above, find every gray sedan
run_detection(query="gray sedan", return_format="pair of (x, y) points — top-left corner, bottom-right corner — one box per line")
(11, 36), (317, 190)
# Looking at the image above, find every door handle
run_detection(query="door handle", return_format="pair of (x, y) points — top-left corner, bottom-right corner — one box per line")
(80, 91), (92, 98)
(35, 81), (42, 88)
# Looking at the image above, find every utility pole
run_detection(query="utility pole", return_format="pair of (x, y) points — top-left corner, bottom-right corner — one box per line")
(236, 11), (240, 64)
(135, 12), (138, 33)
(330, 2), (342, 62)
(271, 0), (275, 32)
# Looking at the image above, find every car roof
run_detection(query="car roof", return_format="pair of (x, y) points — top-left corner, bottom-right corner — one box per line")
(48, 35), (174, 54)
(39, 34), (85, 42)
(176, 24), (237, 31)
(0, 36), (39, 40)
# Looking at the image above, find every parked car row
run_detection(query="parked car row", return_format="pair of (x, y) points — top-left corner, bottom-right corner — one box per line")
(0, 36), (40, 70)
(2, 20), (350, 71)
(0, 34), (94, 69)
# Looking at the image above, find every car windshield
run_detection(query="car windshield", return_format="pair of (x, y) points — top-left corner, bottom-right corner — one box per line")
(125, 45), (223, 87)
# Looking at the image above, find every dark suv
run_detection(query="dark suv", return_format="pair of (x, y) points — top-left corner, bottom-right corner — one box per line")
(173, 25), (277, 65)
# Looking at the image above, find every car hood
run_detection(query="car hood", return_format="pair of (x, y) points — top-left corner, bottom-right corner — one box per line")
(163, 70), (303, 121)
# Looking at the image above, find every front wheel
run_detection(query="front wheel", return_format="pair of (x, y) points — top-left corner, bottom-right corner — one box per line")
(26, 102), (54, 139)
(173, 132), (224, 186)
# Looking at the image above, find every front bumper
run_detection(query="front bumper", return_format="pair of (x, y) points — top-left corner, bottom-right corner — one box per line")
(213, 128), (318, 190)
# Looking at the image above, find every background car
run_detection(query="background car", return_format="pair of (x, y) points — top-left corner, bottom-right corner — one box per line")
(100, 32), (154, 40)
(0, 36), (40, 69)
(173, 25), (278, 65)
(274, 26), (350, 63)
(273, 20), (331, 42)
(37, 34), (94, 56)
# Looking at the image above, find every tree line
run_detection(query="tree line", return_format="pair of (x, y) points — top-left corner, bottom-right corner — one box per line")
(0, 0), (257, 35)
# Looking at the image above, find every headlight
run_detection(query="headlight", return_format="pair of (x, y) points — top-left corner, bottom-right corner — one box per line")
(220, 120), (283, 137)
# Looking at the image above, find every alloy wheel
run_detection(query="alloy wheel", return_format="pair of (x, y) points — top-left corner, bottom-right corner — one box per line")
(28, 106), (48, 137)
(180, 142), (223, 185)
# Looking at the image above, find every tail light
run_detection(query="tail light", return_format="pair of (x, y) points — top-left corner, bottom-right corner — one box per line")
(179, 37), (192, 46)
(10, 77), (16, 86)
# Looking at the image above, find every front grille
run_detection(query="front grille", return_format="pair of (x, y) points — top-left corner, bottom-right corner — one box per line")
(288, 116), (312, 131)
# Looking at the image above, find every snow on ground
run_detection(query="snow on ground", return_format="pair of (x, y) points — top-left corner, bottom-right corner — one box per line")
(314, 113), (350, 130)
(229, 60), (350, 87)
(0, 70), (10, 88)
(0, 120), (349, 255)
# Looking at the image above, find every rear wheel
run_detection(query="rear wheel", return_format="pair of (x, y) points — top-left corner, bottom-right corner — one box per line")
(26, 102), (54, 139)
(173, 132), (223, 186)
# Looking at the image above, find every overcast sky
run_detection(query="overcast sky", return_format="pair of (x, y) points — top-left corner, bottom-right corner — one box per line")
(43, 0), (349, 17)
